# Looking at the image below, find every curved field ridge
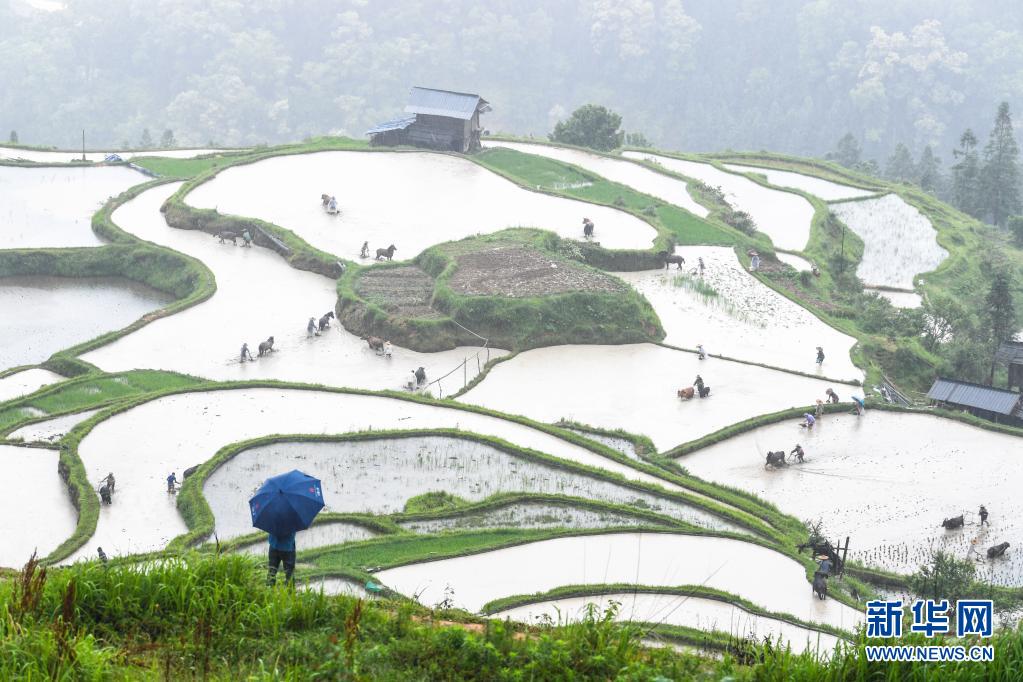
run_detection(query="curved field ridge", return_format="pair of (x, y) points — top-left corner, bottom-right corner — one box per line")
(0, 165), (143, 249)
(458, 343), (841, 451)
(617, 247), (860, 381)
(494, 592), (842, 656)
(80, 184), (500, 392)
(623, 152), (814, 251)
(829, 194), (947, 290)
(204, 436), (743, 539)
(723, 164), (876, 201)
(679, 411), (1023, 585)
(485, 141), (709, 217)
(186, 151), (657, 259)
(376, 532), (864, 630)
(68, 388), (684, 562)
(0, 444), (77, 568)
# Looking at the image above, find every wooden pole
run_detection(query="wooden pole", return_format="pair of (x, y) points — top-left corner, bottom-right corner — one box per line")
(82, 129), (86, 161)
(841, 536), (850, 575)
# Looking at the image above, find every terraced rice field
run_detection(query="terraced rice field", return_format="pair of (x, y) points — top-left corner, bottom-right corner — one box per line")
(829, 194), (947, 290)
(623, 152), (814, 250)
(0, 443), (76, 567)
(187, 151), (657, 259)
(616, 246), (860, 381)
(0, 165), (143, 248)
(679, 412), (1023, 585)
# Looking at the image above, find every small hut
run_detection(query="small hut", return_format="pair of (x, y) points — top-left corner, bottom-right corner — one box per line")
(927, 377), (1023, 426)
(995, 340), (1023, 391)
(367, 87), (490, 153)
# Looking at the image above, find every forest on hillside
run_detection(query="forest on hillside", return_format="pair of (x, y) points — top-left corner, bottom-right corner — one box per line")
(2, 0), (1022, 165)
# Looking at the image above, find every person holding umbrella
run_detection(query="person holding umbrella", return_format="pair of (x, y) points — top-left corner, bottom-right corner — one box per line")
(249, 469), (325, 587)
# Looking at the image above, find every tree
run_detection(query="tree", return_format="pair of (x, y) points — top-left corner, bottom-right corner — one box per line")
(980, 102), (1021, 227)
(986, 269), (1018, 382)
(951, 129), (982, 217)
(624, 131), (651, 148)
(138, 128), (153, 149)
(8, 130), (17, 143)
(885, 143), (916, 183)
(916, 145), (942, 193)
(909, 551), (975, 606)
(1009, 216), (1023, 247)
(550, 105), (624, 152)
(159, 129), (177, 148)
(826, 133), (861, 168)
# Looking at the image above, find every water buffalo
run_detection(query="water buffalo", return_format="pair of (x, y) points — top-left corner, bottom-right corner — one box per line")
(376, 244), (397, 260)
(414, 367), (427, 386)
(664, 254), (686, 269)
(812, 572), (827, 600)
(257, 336), (275, 357)
(765, 451), (787, 469)
(318, 311), (334, 331)
(677, 387), (695, 400)
(365, 336), (384, 353)
(942, 515), (964, 530)
(987, 542), (1010, 559)
(215, 231), (238, 245)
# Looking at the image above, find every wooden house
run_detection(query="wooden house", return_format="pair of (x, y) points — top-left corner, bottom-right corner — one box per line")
(367, 87), (490, 153)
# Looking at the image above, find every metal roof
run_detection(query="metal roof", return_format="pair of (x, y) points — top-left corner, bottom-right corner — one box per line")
(365, 115), (417, 135)
(995, 341), (1023, 364)
(927, 377), (1023, 416)
(405, 86), (489, 120)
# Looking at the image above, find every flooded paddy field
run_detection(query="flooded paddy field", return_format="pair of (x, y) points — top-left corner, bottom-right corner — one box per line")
(0, 146), (233, 163)
(617, 247), (860, 381)
(776, 252), (813, 271)
(868, 288), (922, 308)
(0, 165), (143, 248)
(722, 164), (876, 201)
(376, 532), (864, 630)
(0, 444), (77, 567)
(186, 151), (656, 259)
(0, 275), (171, 370)
(678, 411), (1023, 584)
(459, 343), (843, 452)
(623, 152), (814, 251)
(484, 141), (709, 217)
(67, 387), (683, 561)
(494, 592), (842, 656)
(204, 436), (738, 539)
(301, 576), (372, 598)
(79, 184), (502, 393)
(7, 408), (101, 442)
(829, 194), (947, 290)
(560, 428), (640, 460)
(398, 501), (666, 534)
(0, 367), (63, 403)
(232, 521), (378, 554)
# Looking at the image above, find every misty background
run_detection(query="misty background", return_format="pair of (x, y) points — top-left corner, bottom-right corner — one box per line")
(2, 0), (1021, 168)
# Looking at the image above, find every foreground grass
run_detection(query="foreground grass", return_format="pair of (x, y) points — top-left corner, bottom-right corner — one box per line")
(3, 554), (1022, 680)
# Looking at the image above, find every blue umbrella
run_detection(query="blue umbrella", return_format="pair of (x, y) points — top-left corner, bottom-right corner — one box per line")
(249, 470), (325, 537)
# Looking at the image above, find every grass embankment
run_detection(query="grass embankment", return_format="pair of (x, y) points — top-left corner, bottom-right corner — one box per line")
(130, 154), (239, 179)
(0, 370), (201, 437)
(476, 147), (740, 259)
(6, 554), (1023, 680)
(339, 229), (665, 351)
